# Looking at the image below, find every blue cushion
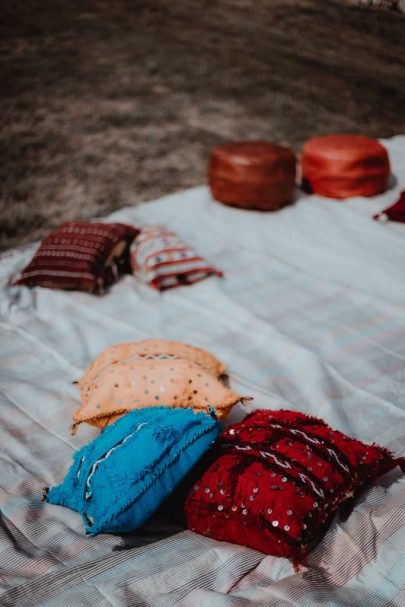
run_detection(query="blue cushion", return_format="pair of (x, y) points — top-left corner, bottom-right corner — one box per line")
(45, 407), (221, 535)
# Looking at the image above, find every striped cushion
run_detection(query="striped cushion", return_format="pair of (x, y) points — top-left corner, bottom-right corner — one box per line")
(184, 409), (402, 567)
(130, 225), (222, 290)
(14, 221), (139, 294)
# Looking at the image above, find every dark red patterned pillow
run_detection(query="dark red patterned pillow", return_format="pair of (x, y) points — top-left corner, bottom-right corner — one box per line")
(13, 221), (139, 294)
(184, 409), (403, 566)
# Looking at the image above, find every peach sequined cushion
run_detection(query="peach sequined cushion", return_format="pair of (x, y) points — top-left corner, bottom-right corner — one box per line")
(72, 340), (242, 432)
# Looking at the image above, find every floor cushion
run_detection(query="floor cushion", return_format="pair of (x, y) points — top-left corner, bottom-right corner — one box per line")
(72, 340), (246, 432)
(13, 221), (139, 294)
(45, 407), (222, 536)
(301, 134), (390, 199)
(209, 141), (297, 210)
(130, 225), (222, 290)
(184, 409), (403, 566)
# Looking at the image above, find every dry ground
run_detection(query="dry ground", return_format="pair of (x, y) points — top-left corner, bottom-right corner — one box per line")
(1, 0), (404, 250)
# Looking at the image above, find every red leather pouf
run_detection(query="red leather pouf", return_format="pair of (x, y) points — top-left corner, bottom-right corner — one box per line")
(209, 141), (297, 211)
(301, 134), (390, 199)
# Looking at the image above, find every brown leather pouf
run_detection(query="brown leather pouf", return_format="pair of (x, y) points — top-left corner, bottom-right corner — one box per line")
(301, 134), (390, 199)
(209, 141), (297, 211)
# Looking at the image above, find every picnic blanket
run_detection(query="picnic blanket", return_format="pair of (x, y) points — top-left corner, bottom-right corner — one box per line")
(1, 135), (404, 607)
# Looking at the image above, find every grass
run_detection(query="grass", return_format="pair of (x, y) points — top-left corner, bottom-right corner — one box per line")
(1, 0), (404, 250)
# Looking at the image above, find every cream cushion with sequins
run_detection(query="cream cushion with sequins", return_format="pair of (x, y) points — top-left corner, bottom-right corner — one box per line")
(79, 339), (226, 396)
(72, 340), (244, 432)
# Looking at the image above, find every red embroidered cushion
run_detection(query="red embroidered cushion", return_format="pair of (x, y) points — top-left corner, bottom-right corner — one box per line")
(130, 225), (223, 291)
(184, 409), (402, 565)
(14, 221), (139, 294)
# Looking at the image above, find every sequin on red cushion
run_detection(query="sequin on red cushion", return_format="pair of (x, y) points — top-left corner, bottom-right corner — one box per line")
(14, 221), (139, 294)
(184, 409), (402, 566)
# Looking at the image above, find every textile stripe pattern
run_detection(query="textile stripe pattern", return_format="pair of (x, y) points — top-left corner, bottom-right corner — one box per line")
(13, 221), (138, 293)
(130, 225), (222, 290)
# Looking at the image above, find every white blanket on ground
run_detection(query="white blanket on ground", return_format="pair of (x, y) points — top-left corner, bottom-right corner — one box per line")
(0, 136), (404, 607)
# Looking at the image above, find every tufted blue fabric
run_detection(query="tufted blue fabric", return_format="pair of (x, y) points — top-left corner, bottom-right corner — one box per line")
(45, 407), (221, 535)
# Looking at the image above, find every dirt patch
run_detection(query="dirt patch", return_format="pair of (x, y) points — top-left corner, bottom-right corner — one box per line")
(1, 0), (404, 250)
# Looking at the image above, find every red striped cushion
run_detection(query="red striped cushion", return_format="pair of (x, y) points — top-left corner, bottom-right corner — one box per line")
(14, 221), (139, 294)
(130, 225), (223, 290)
(184, 409), (402, 567)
